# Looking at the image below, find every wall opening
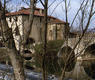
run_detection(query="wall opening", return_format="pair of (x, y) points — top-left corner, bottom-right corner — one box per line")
(82, 44), (95, 79)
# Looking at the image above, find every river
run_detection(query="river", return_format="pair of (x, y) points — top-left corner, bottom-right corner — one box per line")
(0, 61), (95, 80)
(0, 64), (59, 80)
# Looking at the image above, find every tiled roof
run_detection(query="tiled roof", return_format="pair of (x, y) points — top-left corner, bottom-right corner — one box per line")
(6, 8), (43, 16)
(48, 16), (65, 24)
(6, 8), (65, 24)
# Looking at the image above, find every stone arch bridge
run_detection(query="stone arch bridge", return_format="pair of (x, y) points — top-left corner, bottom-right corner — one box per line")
(57, 34), (95, 80)
(60, 36), (95, 60)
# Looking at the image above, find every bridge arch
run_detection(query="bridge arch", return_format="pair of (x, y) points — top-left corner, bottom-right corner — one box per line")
(57, 38), (95, 78)
(82, 43), (95, 79)
(57, 44), (76, 72)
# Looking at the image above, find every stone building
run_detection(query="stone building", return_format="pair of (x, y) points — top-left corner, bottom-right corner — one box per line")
(5, 7), (68, 49)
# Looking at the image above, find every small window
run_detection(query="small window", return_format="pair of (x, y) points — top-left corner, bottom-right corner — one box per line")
(40, 18), (41, 23)
(9, 17), (12, 22)
(15, 25), (20, 35)
(15, 16), (18, 22)
(14, 16), (18, 22)
(48, 18), (50, 21)
(0, 31), (2, 36)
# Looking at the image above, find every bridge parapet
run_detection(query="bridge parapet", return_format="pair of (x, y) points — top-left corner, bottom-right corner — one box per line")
(62, 36), (95, 59)
(58, 35), (95, 60)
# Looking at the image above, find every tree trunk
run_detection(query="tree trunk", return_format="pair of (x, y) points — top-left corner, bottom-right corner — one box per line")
(8, 49), (25, 80)
(23, 0), (35, 44)
(42, 0), (48, 80)
(0, 7), (25, 80)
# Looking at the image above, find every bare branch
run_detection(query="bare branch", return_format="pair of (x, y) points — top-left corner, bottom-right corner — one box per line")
(60, 0), (95, 80)
(64, 0), (68, 23)
(71, 0), (86, 27)
(50, 1), (63, 16)
(48, 0), (56, 8)
(23, 0), (35, 44)
(39, 0), (45, 7)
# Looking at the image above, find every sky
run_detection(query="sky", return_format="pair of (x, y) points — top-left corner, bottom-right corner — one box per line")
(6, 0), (81, 21)
(5, 0), (95, 30)
(37, 0), (81, 20)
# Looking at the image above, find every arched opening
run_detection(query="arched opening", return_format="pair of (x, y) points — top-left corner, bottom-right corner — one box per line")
(82, 44), (95, 79)
(58, 46), (76, 72)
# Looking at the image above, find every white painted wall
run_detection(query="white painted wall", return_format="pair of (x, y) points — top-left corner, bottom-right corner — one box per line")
(6, 15), (23, 50)
(6, 15), (65, 50)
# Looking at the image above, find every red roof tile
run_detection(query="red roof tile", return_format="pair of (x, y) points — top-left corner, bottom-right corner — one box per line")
(6, 8), (65, 24)
(48, 16), (65, 24)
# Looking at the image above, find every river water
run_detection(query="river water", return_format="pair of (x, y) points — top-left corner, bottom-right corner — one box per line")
(0, 61), (95, 80)
(0, 64), (59, 80)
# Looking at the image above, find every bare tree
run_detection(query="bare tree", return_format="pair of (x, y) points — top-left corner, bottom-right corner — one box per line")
(0, 0), (36, 80)
(0, 1), (25, 80)
(1, 0), (95, 80)
(59, 0), (95, 80)
(38, 0), (48, 80)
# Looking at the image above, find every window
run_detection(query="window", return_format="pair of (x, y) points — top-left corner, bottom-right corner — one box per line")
(9, 17), (12, 22)
(40, 17), (41, 23)
(15, 16), (18, 21)
(15, 25), (20, 35)
(14, 16), (18, 22)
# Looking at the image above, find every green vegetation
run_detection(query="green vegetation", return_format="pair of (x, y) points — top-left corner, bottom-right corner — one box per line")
(33, 40), (64, 75)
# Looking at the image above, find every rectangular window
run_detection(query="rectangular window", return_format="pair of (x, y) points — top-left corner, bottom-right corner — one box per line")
(9, 17), (12, 22)
(15, 16), (18, 21)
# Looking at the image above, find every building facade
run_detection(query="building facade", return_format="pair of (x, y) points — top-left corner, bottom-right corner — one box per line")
(5, 7), (68, 49)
